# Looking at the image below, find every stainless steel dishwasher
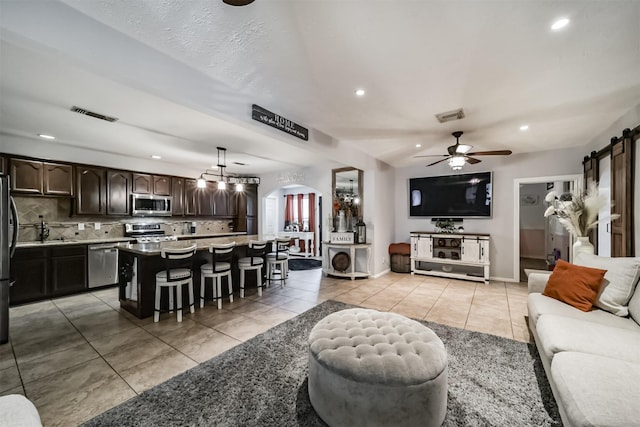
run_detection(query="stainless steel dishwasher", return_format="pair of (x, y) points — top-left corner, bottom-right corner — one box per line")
(88, 244), (119, 288)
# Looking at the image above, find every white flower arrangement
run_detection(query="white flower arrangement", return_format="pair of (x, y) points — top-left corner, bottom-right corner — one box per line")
(543, 180), (617, 237)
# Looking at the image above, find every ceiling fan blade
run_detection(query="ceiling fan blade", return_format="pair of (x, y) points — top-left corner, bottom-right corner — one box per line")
(414, 154), (449, 158)
(465, 156), (482, 164)
(426, 158), (450, 167)
(466, 150), (513, 156)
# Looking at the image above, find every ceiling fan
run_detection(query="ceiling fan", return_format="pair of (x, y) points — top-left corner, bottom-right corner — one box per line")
(415, 131), (512, 170)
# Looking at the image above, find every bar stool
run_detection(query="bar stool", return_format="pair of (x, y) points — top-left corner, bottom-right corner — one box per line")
(200, 241), (236, 309)
(238, 240), (267, 297)
(266, 237), (291, 288)
(154, 245), (197, 322)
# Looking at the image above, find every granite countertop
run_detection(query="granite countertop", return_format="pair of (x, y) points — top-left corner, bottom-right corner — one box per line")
(118, 235), (263, 255)
(174, 232), (246, 240)
(16, 232), (248, 248)
(16, 237), (136, 248)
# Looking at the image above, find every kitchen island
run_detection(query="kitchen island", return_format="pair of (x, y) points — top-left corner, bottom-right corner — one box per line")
(118, 235), (263, 319)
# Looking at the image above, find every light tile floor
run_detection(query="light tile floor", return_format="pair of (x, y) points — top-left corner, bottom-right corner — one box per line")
(0, 269), (531, 426)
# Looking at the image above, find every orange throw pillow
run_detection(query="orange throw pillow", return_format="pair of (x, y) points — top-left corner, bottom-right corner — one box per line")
(542, 259), (607, 312)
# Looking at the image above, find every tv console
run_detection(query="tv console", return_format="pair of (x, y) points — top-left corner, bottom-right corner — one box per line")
(410, 232), (490, 284)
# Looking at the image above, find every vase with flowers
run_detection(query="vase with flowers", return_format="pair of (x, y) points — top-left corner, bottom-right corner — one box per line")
(543, 180), (617, 257)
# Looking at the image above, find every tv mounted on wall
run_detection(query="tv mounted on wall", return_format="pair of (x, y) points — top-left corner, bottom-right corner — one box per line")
(409, 171), (492, 218)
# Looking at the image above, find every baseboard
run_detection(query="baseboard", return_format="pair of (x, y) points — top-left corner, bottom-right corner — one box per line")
(372, 268), (390, 278)
(490, 276), (520, 283)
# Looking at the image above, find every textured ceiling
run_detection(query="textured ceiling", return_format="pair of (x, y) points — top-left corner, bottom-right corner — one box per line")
(1, 0), (639, 174)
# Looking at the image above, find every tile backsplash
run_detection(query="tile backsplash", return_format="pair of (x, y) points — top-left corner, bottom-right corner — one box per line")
(14, 196), (234, 242)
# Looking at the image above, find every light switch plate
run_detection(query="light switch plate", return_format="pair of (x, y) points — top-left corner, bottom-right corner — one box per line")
(78, 223), (85, 231)
(95, 222), (101, 230)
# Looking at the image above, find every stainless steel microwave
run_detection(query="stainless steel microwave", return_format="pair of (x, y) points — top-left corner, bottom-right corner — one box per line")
(131, 194), (172, 217)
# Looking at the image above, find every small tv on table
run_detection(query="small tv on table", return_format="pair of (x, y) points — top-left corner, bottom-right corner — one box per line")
(409, 171), (492, 218)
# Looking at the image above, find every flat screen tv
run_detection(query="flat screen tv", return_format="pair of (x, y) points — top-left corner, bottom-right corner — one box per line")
(409, 172), (492, 218)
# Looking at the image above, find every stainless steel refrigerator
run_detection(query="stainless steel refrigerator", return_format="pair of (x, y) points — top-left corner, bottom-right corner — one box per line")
(1, 175), (19, 344)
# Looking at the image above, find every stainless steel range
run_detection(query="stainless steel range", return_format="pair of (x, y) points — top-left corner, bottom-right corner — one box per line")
(124, 222), (178, 244)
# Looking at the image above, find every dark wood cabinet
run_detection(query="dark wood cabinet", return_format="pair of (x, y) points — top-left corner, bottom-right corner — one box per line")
(107, 170), (132, 215)
(0, 156), (6, 175)
(10, 158), (43, 194)
(197, 182), (215, 216)
(10, 248), (49, 305)
(50, 246), (86, 296)
(10, 245), (87, 305)
(132, 173), (152, 194)
(76, 166), (106, 215)
(184, 179), (197, 216)
(43, 162), (73, 196)
(153, 175), (171, 196)
(10, 158), (73, 196)
(234, 185), (257, 232)
(246, 184), (258, 216)
(171, 177), (185, 216)
(213, 189), (229, 217)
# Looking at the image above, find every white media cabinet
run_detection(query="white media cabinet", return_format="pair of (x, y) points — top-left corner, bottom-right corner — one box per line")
(410, 232), (490, 283)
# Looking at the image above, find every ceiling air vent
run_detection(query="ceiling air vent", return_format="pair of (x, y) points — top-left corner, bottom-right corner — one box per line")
(435, 108), (465, 123)
(70, 106), (119, 122)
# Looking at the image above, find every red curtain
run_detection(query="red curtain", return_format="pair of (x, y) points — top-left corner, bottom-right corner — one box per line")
(308, 193), (316, 256)
(285, 194), (294, 225)
(297, 193), (305, 252)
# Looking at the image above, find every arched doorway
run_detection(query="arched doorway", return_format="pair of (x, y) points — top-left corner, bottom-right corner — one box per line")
(263, 184), (323, 258)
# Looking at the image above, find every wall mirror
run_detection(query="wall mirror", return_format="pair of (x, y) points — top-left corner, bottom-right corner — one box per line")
(332, 167), (363, 220)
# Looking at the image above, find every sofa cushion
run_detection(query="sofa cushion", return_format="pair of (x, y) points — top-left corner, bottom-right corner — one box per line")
(536, 314), (640, 363)
(528, 293), (639, 331)
(542, 260), (607, 312)
(551, 352), (640, 427)
(628, 285), (640, 326)
(574, 253), (640, 317)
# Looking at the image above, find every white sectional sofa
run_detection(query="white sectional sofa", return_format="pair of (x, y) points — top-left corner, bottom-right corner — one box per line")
(527, 253), (640, 427)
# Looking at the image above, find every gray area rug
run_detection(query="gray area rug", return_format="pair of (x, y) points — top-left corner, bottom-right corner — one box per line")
(83, 300), (560, 426)
(288, 258), (323, 271)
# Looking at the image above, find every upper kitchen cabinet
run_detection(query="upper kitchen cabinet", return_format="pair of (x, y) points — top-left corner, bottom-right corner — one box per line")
(184, 178), (197, 216)
(0, 156), (6, 175)
(107, 170), (132, 215)
(132, 173), (171, 196)
(44, 162), (74, 196)
(132, 173), (152, 194)
(10, 158), (73, 196)
(246, 184), (258, 216)
(197, 182), (215, 216)
(76, 166), (106, 215)
(153, 175), (171, 196)
(171, 177), (185, 216)
(213, 189), (229, 217)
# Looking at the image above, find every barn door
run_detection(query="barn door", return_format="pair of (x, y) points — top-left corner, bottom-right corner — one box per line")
(610, 129), (634, 257)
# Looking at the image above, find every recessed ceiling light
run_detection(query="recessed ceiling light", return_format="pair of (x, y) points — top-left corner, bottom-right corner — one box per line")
(416, 144), (422, 148)
(151, 155), (162, 159)
(38, 134), (55, 140)
(519, 124), (529, 131)
(354, 88), (366, 97)
(551, 18), (570, 30)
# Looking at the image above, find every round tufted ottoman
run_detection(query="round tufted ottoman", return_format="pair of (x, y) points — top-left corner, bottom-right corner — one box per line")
(308, 308), (448, 427)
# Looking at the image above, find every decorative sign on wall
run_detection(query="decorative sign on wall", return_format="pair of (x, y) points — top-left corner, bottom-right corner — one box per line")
(252, 104), (309, 141)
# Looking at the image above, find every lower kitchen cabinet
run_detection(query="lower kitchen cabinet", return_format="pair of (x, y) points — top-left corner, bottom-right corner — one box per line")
(10, 245), (87, 305)
(50, 246), (87, 296)
(10, 248), (48, 304)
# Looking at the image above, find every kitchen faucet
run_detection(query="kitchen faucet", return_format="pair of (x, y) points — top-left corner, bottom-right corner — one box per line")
(39, 215), (50, 242)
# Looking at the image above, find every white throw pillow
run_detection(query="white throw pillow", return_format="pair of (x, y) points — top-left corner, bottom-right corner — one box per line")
(574, 253), (640, 317)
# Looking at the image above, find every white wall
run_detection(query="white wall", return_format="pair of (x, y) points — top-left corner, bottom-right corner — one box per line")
(395, 147), (583, 281)
(519, 183), (547, 230)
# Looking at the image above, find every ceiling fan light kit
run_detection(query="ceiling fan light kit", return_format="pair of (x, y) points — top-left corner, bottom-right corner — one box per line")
(414, 130), (513, 170)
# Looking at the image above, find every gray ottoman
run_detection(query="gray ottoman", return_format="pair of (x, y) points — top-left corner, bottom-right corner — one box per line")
(308, 308), (448, 427)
